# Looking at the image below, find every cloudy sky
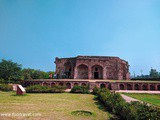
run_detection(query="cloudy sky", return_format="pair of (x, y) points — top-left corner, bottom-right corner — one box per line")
(0, 0), (160, 76)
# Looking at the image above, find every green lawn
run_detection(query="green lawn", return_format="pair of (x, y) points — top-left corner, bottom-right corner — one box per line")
(0, 91), (111, 120)
(123, 93), (160, 107)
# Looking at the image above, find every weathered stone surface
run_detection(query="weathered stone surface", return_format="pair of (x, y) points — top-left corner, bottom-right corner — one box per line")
(55, 56), (130, 80)
(24, 79), (160, 91)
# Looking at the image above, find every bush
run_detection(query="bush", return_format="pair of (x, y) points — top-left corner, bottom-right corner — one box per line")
(92, 86), (99, 95)
(70, 85), (90, 94)
(0, 84), (12, 91)
(93, 87), (160, 120)
(0, 78), (5, 83)
(26, 85), (65, 93)
(50, 85), (66, 93)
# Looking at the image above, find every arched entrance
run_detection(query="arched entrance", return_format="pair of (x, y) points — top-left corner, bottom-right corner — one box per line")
(59, 82), (63, 86)
(100, 83), (106, 89)
(107, 83), (112, 90)
(142, 84), (148, 90)
(158, 85), (160, 91)
(51, 83), (56, 87)
(66, 83), (71, 89)
(81, 83), (86, 87)
(64, 62), (72, 78)
(92, 65), (103, 79)
(74, 83), (79, 86)
(134, 84), (139, 90)
(43, 82), (48, 86)
(127, 84), (132, 90)
(77, 64), (88, 79)
(119, 84), (124, 90)
(150, 85), (155, 90)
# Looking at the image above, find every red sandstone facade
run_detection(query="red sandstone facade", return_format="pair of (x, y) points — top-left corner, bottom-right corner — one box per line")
(55, 56), (130, 80)
(24, 79), (160, 91)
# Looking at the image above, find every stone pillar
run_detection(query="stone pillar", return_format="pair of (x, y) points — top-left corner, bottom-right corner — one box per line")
(74, 67), (78, 79)
(155, 85), (158, 91)
(88, 66), (92, 79)
(103, 67), (107, 79)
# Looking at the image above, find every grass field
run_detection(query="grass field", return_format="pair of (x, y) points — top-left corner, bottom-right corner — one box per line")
(0, 91), (111, 120)
(123, 93), (160, 107)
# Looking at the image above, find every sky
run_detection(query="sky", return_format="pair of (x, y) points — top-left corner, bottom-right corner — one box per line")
(0, 0), (160, 76)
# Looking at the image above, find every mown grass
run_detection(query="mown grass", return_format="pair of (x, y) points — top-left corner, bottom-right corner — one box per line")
(123, 93), (160, 107)
(0, 91), (111, 120)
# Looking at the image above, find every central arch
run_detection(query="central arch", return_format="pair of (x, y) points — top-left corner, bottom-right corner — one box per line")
(77, 64), (88, 79)
(92, 65), (103, 79)
(64, 62), (72, 78)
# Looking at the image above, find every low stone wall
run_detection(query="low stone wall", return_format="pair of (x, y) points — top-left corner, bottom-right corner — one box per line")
(23, 79), (160, 91)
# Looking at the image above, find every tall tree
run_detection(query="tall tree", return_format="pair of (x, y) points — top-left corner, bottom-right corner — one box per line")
(0, 59), (22, 83)
(149, 68), (159, 78)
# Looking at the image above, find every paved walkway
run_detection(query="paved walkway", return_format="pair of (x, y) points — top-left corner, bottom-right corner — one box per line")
(121, 94), (139, 103)
(116, 90), (160, 94)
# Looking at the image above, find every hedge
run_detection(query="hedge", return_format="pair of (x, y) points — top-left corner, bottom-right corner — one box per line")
(93, 86), (160, 120)
(70, 85), (90, 94)
(0, 84), (12, 91)
(26, 85), (65, 93)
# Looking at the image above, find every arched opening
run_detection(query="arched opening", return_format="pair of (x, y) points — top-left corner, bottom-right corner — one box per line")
(92, 65), (103, 79)
(142, 84), (148, 90)
(119, 84), (124, 90)
(51, 83), (55, 87)
(107, 83), (112, 90)
(77, 64), (88, 79)
(81, 83), (86, 87)
(66, 83), (71, 89)
(64, 62), (72, 79)
(150, 85), (155, 90)
(127, 84), (132, 90)
(100, 84), (106, 89)
(59, 82), (63, 86)
(134, 84), (139, 90)
(74, 83), (79, 86)
(43, 82), (48, 86)
(158, 85), (160, 91)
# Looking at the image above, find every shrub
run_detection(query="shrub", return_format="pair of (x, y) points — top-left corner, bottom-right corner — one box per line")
(92, 86), (99, 95)
(70, 85), (90, 94)
(26, 85), (65, 93)
(0, 84), (12, 91)
(93, 87), (160, 120)
(50, 85), (65, 93)
(0, 78), (5, 83)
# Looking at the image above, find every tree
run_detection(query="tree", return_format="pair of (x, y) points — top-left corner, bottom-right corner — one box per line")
(22, 68), (53, 79)
(0, 59), (22, 83)
(149, 68), (159, 78)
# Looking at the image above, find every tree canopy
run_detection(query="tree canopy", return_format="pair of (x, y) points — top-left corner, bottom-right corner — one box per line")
(0, 59), (22, 83)
(0, 59), (54, 83)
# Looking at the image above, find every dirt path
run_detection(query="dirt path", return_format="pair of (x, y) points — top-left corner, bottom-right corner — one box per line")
(116, 90), (160, 94)
(121, 94), (139, 103)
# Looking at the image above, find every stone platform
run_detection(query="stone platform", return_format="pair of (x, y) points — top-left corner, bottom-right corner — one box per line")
(23, 79), (160, 91)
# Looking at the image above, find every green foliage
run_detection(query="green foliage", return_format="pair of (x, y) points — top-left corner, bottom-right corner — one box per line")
(0, 84), (12, 91)
(26, 85), (65, 93)
(94, 87), (160, 120)
(70, 85), (90, 94)
(0, 78), (5, 83)
(22, 68), (54, 79)
(92, 86), (99, 95)
(0, 59), (22, 83)
(150, 68), (159, 78)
